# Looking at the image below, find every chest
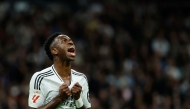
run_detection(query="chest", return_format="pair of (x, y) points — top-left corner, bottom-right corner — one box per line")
(61, 77), (71, 86)
(42, 75), (83, 103)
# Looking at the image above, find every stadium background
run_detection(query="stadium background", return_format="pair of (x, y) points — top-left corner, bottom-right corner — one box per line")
(0, 0), (190, 109)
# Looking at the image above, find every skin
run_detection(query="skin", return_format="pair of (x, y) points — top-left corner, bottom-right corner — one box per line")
(30, 35), (89, 109)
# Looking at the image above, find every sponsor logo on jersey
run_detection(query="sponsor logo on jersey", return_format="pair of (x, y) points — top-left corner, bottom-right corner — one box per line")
(61, 96), (76, 107)
(32, 95), (40, 103)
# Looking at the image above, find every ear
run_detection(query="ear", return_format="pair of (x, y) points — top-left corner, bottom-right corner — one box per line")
(51, 47), (58, 55)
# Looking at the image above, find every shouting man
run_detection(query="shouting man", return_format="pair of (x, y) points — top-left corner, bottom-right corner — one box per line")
(28, 32), (91, 109)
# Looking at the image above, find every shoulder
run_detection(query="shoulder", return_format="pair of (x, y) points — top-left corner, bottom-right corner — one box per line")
(71, 69), (88, 82)
(30, 66), (54, 90)
(31, 66), (54, 80)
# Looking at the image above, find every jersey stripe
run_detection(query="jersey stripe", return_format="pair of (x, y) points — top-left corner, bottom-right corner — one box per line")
(37, 73), (54, 90)
(34, 70), (54, 90)
(71, 71), (88, 82)
(34, 70), (50, 89)
(34, 70), (52, 89)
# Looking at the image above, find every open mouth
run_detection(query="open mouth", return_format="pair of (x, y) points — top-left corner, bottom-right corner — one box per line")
(68, 47), (75, 53)
(67, 47), (75, 57)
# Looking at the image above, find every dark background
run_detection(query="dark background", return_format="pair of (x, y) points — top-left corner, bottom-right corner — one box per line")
(0, 0), (190, 109)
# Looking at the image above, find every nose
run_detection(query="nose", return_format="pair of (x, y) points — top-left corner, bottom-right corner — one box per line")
(68, 40), (74, 45)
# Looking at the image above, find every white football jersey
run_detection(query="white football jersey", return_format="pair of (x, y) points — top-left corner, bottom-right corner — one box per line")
(28, 65), (91, 109)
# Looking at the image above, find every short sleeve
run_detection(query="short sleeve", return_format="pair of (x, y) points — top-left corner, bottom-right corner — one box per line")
(28, 73), (46, 108)
(81, 78), (91, 108)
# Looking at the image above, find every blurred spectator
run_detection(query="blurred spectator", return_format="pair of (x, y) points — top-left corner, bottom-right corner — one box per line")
(0, 0), (190, 109)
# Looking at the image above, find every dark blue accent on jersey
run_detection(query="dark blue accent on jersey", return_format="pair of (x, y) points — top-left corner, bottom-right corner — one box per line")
(71, 71), (88, 82)
(34, 70), (52, 89)
(52, 66), (63, 82)
(87, 91), (90, 103)
(38, 73), (54, 90)
(34, 70), (54, 90)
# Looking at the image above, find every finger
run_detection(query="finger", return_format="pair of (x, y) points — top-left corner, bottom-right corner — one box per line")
(62, 85), (69, 90)
(72, 91), (77, 94)
(74, 82), (82, 87)
(71, 89), (80, 94)
(71, 88), (77, 93)
(59, 83), (67, 89)
(71, 88), (76, 92)
(72, 86), (80, 91)
(67, 93), (71, 96)
(63, 87), (70, 92)
(71, 88), (81, 94)
(66, 90), (71, 93)
(66, 91), (71, 96)
(66, 89), (71, 93)
(72, 84), (82, 89)
(59, 84), (65, 89)
(72, 85), (82, 91)
(63, 84), (68, 87)
(68, 91), (71, 95)
(61, 83), (67, 87)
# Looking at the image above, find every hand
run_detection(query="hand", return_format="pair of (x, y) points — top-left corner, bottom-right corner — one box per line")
(58, 84), (71, 101)
(71, 82), (82, 100)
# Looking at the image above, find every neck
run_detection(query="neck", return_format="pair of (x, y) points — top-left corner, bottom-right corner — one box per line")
(53, 58), (72, 77)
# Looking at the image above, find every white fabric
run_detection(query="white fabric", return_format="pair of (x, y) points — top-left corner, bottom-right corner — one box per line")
(28, 65), (91, 109)
(75, 96), (83, 108)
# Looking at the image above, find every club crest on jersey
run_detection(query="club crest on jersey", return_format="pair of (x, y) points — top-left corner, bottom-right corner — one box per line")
(34, 90), (41, 94)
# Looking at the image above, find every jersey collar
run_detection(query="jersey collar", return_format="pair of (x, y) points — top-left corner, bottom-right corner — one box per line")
(51, 65), (73, 83)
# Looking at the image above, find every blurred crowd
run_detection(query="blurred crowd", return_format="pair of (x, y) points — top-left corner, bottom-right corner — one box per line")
(0, 0), (190, 109)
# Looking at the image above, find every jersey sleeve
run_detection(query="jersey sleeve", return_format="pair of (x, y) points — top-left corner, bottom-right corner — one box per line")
(28, 73), (46, 108)
(81, 78), (91, 108)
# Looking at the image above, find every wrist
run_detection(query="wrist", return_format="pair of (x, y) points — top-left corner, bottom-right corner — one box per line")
(75, 97), (83, 108)
(55, 95), (64, 103)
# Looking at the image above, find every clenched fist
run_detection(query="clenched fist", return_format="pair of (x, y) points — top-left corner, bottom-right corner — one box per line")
(71, 82), (82, 100)
(58, 84), (71, 101)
